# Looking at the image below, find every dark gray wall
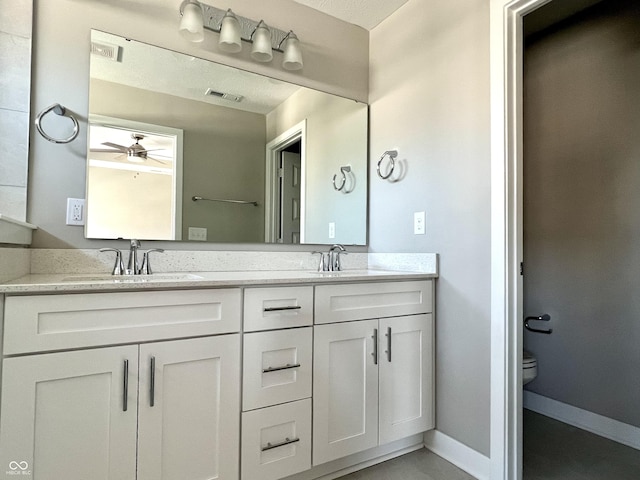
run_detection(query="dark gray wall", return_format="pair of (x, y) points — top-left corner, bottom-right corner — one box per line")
(524, 0), (640, 427)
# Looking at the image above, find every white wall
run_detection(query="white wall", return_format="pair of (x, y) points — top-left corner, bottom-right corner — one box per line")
(28, 0), (368, 249)
(369, 0), (491, 455)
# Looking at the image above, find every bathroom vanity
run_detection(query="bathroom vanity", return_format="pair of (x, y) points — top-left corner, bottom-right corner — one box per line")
(0, 271), (434, 480)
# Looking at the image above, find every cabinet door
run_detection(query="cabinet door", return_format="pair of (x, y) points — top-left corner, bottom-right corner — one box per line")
(137, 335), (241, 480)
(0, 345), (138, 480)
(379, 314), (434, 444)
(313, 320), (379, 466)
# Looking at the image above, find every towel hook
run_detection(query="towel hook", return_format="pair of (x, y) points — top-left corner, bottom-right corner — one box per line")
(332, 165), (352, 192)
(377, 150), (397, 180)
(35, 103), (79, 144)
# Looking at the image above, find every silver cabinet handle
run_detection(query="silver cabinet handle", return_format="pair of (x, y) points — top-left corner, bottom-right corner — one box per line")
(262, 363), (301, 373)
(372, 328), (378, 365)
(261, 437), (300, 452)
(150, 356), (156, 407)
(385, 327), (392, 362)
(263, 305), (302, 312)
(123, 360), (129, 412)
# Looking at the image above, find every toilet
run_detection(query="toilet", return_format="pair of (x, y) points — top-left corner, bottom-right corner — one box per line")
(522, 350), (538, 385)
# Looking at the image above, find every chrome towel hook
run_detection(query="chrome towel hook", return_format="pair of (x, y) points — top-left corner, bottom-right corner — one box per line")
(377, 150), (397, 180)
(332, 165), (352, 192)
(35, 103), (80, 144)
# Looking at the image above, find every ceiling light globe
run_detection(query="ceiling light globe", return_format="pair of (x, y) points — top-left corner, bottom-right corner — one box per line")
(219, 10), (242, 53)
(179, 1), (204, 43)
(282, 32), (303, 71)
(251, 21), (273, 62)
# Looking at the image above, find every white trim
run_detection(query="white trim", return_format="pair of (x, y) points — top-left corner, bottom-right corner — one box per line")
(490, 1), (554, 479)
(424, 430), (491, 480)
(264, 120), (306, 243)
(524, 391), (640, 451)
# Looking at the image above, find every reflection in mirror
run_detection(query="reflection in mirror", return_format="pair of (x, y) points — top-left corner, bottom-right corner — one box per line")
(88, 31), (368, 245)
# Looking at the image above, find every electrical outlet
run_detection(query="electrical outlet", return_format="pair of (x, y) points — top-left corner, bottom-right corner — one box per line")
(66, 198), (85, 226)
(414, 211), (425, 235)
(329, 222), (336, 239)
(188, 227), (207, 241)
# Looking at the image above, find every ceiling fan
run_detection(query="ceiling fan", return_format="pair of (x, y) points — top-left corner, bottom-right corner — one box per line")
(93, 133), (171, 165)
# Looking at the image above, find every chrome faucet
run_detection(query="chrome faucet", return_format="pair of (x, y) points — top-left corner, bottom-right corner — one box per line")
(329, 244), (347, 271)
(127, 239), (141, 275)
(312, 244), (348, 272)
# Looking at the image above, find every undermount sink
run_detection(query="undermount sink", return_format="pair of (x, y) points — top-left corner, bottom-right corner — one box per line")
(60, 273), (204, 283)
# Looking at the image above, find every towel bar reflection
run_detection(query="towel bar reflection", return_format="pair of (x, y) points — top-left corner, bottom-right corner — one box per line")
(192, 195), (258, 206)
(35, 103), (80, 144)
(377, 150), (397, 180)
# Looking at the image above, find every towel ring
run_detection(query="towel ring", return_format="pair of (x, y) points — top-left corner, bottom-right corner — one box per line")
(333, 165), (351, 192)
(377, 150), (397, 180)
(35, 103), (79, 144)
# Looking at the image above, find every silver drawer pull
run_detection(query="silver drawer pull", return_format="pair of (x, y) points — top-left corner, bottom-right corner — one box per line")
(261, 437), (300, 452)
(263, 363), (301, 373)
(263, 305), (302, 312)
(123, 360), (129, 412)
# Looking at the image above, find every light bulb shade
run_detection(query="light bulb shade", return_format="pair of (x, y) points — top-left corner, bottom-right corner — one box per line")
(282, 32), (303, 71)
(218, 10), (242, 53)
(179, 1), (204, 43)
(251, 21), (273, 62)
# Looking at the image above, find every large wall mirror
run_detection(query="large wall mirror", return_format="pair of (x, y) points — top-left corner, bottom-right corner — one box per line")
(87, 31), (368, 245)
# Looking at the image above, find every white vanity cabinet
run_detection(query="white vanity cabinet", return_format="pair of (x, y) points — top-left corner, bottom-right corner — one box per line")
(240, 286), (313, 480)
(312, 281), (434, 466)
(0, 289), (242, 480)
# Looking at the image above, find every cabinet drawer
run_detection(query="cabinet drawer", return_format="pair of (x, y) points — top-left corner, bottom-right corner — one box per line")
(314, 280), (432, 324)
(244, 286), (313, 332)
(243, 328), (312, 411)
(241, 399), (311, 480)
(3, 289), (241, 354)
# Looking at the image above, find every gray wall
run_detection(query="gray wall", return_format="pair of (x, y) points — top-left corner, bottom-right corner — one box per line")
(524, 0), (640, 427)
(27, 0), (368, 250)
(0, 0), (31, 221)
(369, 0), (491, 455)
(91, 80), (266, 243)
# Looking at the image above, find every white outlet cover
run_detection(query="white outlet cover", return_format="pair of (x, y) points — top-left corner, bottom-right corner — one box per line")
(188, 226), (207, 241)
(66, 198), (85, 226)
(414, 211), (425, 235)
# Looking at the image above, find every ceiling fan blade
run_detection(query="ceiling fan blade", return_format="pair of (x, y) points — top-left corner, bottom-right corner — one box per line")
(101, 142), (129, 152)
(90, 148), (123, 153)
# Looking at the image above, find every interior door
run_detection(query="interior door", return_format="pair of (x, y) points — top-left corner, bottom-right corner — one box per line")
(0, 345), (139, 480)
(313, 320), (379, 465)
(280, 151), (301, 243)
(379, 314), (434, 444)
(137, 335), (241, 480)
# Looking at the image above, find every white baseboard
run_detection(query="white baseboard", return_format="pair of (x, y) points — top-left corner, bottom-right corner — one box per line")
(423, 430), (490, 480)
(523, 391), (640, 451)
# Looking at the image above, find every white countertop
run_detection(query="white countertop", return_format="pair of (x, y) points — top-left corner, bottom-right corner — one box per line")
(0, 269), (437, 294)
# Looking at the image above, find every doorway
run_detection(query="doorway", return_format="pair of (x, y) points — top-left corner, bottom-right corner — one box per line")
(490, 0), (640, 479)
(264, 120), (306, 243)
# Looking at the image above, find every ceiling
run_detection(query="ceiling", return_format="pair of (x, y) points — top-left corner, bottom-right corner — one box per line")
(291, 0), (410, 30)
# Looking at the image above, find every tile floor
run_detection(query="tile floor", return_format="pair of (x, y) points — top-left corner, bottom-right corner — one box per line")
(523, 409), (640, 480)
(337, 447), (476, 480)
(337, 410), (640, 479)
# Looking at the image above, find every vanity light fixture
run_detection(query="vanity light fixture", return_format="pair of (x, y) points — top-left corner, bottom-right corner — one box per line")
(178, 1), (303, 70)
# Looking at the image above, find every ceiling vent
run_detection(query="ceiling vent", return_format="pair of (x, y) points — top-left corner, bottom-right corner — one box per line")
(90, 41), (121, 62)
(205, 88), (244, 103)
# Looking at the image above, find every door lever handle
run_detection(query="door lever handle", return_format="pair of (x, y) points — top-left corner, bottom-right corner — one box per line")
(525, 314), (552, 334)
